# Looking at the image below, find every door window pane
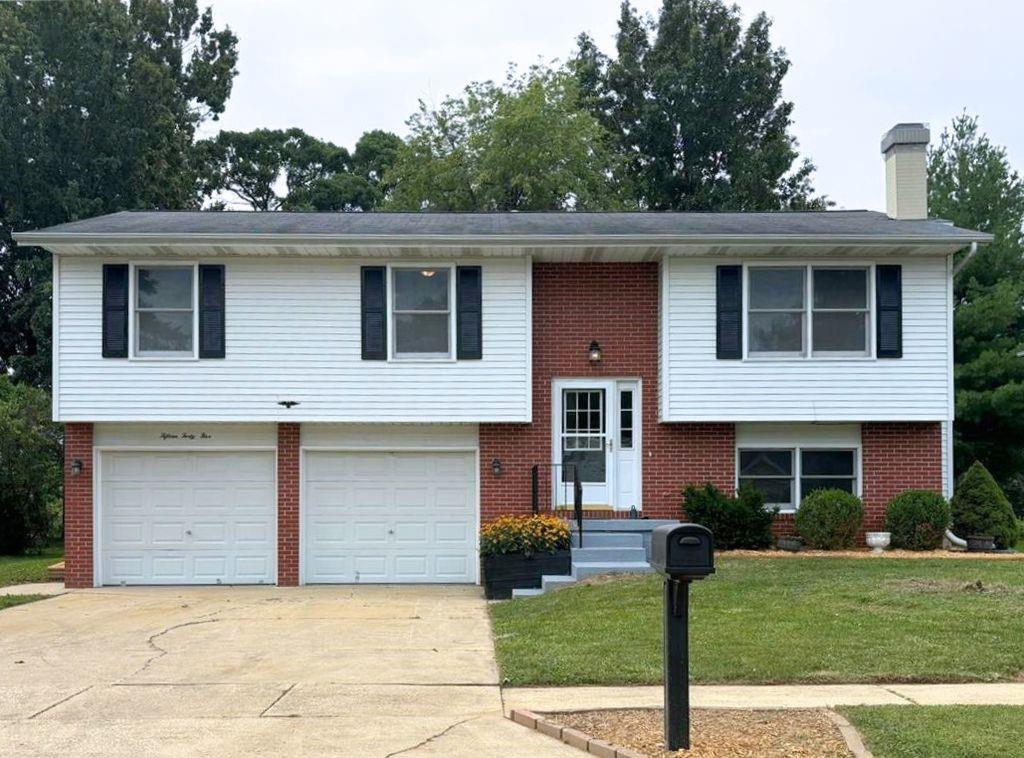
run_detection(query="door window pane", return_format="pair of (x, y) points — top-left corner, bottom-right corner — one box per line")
(562, 450), (606, 483)
(619, 390), (633, 449)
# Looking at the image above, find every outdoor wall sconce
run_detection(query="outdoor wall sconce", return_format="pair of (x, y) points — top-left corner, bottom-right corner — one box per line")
(70, 459), (83, 477)
(491, 458), (503, 476)
(588, 340), (603, 363)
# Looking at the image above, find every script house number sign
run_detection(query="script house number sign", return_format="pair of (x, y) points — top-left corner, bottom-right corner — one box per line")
(160, 431), (213, 440)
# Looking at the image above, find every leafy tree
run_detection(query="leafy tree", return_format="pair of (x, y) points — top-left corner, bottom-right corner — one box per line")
(929, 114), (1024, 513)
(0, 377), (62, 554)
(386, 66), (626, 211)
(571, 0), (827, 211)
(198, 127), (402, 211)
(0, 0), (238, 388)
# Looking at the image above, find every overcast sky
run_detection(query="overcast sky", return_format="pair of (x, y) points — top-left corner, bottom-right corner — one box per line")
(199, 0), (1023, 211)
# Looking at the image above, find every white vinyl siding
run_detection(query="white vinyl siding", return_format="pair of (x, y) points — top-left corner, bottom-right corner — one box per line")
(55, 256), (530, 422)
(664, 256), (951, 421)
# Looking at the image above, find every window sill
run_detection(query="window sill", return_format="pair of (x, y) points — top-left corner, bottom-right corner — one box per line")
(742, 355), (877, 363)
(387, 355), (458, 364)
(129, 355), (200, 362)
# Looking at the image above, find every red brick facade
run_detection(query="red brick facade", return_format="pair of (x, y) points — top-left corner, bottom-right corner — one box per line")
(63, 422), (94, 588)
(861, 422), (943, 532)
(276, 422), (301, 586)
(479, 262), (735, 522)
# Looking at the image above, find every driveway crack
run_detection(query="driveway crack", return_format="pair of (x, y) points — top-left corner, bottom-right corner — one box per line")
(27, 685), (93, 719)
(127, 617), (221, 679)
(260, 683), (297, 717)
(383, 716), (479, 757)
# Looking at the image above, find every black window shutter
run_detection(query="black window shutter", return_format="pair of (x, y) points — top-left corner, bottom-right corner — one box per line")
(456, 266), (482, 360)
(876, 265), (903, 358)
(198, 265), (226, 359)
(361, 266), (387, 360)
(716, 265), (743, 359)
(101, 264), (129, 358)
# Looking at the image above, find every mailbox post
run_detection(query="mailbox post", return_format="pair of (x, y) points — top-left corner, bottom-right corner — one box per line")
(650, 523), (715, 751)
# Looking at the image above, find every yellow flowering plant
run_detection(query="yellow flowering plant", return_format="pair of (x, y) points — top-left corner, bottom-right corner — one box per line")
(479, 514), (571, 557)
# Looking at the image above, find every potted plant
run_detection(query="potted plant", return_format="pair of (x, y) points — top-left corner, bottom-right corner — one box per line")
(776, 535), (803, 552)
(480, 515), (571, 599)
(865, 531), (892, 553)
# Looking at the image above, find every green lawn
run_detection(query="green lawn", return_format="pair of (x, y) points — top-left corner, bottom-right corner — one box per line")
(842, 706), (1024, 758)
(0, 547), (62, 587)
(489, 556), (1024, 686)
(0, 594), (46, 611)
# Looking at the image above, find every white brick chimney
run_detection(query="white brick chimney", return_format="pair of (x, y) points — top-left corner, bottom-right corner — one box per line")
(880, 123), (930, 220)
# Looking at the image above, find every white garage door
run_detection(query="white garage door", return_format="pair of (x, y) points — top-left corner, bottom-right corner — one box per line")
(100, 451), (276, 585)
(304, 451), (477, 583)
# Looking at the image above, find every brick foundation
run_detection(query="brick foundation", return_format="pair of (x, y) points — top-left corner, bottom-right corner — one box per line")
(63, 423), (95, 588)
(480, 263), (734, 522)
(861, 421), (943, 532)
(276, 422), (301, 586)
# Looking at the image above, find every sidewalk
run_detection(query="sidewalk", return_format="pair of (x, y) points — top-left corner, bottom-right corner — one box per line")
(503, 683), (1024, 713)
(0, 582), (65, 597)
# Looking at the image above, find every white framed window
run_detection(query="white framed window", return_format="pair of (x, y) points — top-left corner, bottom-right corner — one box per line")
(132, 263), (197, 358)
(390, 265), (454, 359)
(746, 265), (872, 358)
(737, 446), (858, 512)
(619, 389), (634, 450)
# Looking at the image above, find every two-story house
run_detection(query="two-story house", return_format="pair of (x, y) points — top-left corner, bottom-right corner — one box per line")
(17, 123), (990, 588)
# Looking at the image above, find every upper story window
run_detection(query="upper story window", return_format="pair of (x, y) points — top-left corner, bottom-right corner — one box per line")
(392, 267), (452, 358)
(135, 265), (195, 356)
(747, 266), (870, 358)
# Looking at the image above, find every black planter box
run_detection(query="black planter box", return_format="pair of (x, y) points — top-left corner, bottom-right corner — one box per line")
(967, 535), (997, 553)
(481, 550), (571, 599)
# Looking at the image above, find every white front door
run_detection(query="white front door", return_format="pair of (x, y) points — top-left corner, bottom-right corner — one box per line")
(303, 450), (477, 584)
(99, 450), (277, 585)
(553, 380), (641, 510)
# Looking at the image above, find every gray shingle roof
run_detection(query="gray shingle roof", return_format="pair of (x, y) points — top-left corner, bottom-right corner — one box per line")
(16, 209), (990, 243)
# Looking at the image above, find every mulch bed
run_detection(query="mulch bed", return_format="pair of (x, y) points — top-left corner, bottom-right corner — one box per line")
(547, 708), (851, 757)
(724, 548), (1024, 560)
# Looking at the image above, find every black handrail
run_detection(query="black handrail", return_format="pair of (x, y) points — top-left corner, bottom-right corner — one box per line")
(573, 465), (583, 548)
(531, 464), (540, 514)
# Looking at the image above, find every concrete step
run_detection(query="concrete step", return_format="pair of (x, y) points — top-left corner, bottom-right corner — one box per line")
(511, 587), (545, 598)
(541, 574), (577, 592)
(572, 561), (653, 581)
(571, 546), (648, 563)
(570, 532), (644, 548)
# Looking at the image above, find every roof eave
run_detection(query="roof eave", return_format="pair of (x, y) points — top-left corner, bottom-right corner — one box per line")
(11, 231), (994, 248)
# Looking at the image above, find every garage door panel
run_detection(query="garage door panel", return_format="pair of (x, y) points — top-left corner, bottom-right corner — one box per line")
(304, 451), (476, 584)
(101, 451), (275, 585)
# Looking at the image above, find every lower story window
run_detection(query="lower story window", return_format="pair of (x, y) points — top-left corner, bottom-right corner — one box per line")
(738, 447), (857, 511)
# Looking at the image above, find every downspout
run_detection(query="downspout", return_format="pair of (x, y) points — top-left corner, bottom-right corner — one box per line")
(952, 241), (978, 279)
(945, 529), (967, 549)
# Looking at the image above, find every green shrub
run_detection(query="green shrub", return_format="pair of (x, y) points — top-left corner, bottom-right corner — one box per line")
(950, 462), (1020, 549)
(794, 489), (864, 550)
(682, 483), (777, 550)
(884, 490), (950, 550)
(0, 377), (62, 554)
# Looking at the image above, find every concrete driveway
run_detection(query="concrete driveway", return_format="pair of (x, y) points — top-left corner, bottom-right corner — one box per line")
(0, 586), (577, 757)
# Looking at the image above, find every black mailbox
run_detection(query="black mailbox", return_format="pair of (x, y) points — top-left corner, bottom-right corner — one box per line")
(651, 523), (715, 579)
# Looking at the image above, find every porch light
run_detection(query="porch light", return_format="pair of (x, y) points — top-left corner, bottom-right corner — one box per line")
(588, 340), (603, 363)
(491, 458), (503, 476)
(70, 459), (84, 477)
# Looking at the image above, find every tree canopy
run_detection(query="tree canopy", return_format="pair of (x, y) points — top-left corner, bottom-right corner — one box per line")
(929, 114), (1024, 512)
(197, 128), (402, 211)
(385, 66), (626, 211)
(571, 0), (827, 211)
(0, 0), (238, 386)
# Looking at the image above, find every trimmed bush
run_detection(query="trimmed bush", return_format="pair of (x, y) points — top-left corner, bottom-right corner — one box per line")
(794, 489), (863, 550)
(479, 514), (570, 556)
(884, 490), (950, 550)
(950, 461), (1020, 549)
(682, 483), (777, 550)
